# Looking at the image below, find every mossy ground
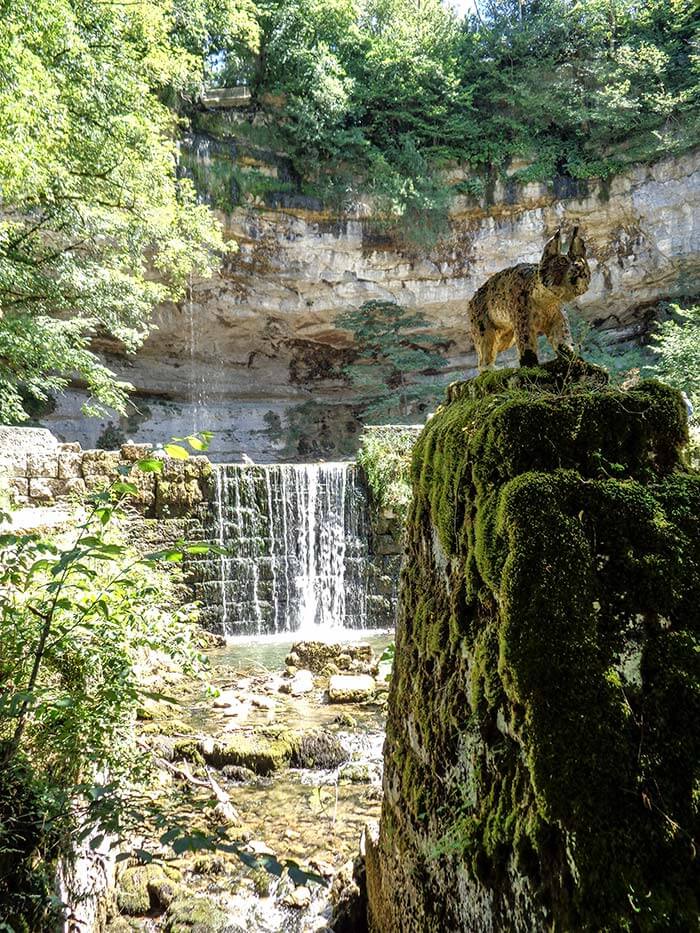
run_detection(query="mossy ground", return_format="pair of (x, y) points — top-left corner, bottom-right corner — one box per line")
(379, 358), (699, 931)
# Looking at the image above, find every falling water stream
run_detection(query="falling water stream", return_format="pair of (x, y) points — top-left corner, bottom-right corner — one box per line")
(200, 462), (371, 636)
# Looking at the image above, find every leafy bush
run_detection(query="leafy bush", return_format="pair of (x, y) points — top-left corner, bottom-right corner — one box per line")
(357, 425), (418, 519)
(0, 443), (214, 926)
(648, 303), (700, 410)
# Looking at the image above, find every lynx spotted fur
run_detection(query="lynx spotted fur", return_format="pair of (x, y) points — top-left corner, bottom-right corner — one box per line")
(468, 226), (591, 370)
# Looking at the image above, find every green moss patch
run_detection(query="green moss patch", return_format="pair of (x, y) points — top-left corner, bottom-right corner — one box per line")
(383, 358), (699, 930)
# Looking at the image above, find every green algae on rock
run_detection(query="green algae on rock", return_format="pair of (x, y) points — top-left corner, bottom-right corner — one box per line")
(366, 359), (700, 932)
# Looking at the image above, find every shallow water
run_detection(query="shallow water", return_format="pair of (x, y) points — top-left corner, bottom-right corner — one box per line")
(121, 633), (393, 932)
(188, 632), (392, 865)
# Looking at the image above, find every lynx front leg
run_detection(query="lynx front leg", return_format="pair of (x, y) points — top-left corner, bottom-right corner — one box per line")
(514, 308), (538, 368)
(547, 310), (575, 358)
(469, 300), (498, 371)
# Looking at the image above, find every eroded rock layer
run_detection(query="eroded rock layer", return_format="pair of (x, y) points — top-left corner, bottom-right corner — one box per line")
(366, 361), (700, 932)
(46, 150), (700, 460)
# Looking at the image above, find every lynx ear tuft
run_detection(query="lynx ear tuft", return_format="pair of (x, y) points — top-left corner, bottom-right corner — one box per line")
(568, 226), (586, 259)
(542, 229), (561, 260)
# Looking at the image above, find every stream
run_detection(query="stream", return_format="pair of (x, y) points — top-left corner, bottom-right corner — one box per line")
(107, 632), (392, 933)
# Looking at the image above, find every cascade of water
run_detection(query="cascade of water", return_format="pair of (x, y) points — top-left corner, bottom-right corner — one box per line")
(206, 462), (371, 635)
(214, 467), (229, 628)
(186, 275), (206, 436)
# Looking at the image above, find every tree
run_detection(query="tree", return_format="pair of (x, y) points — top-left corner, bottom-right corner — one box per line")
(648, 303), (700, 410)
(0, 0), (257, 424)
(337, 299), (448, 421)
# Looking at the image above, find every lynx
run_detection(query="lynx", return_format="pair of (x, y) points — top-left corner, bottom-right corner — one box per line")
(468, 226), (591, 370)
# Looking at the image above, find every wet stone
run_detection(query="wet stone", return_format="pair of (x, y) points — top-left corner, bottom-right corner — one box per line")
(279, 669), (315, 695)
(327, 674), (376, 703)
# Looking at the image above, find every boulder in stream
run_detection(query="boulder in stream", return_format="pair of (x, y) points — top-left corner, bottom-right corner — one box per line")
(279, 668), (315, 695)
(292, 729), (348, 769)
(328, 674), (376, 703)
(286, 641), (374, 674)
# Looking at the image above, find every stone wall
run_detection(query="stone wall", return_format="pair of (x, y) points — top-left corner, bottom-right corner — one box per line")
(366, 361), (700, 931)
(1, 426), (213, 518)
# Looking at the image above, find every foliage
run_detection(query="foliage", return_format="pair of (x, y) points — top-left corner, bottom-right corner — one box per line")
(0, 443), (212, 927)
(357, 426), (418, 519)
(648, 302), (700, 409)
(201, 0), (699, 244)
(0, 0), (257, 423)
(565, 310), (654, 383)
(337, 299), (448, 421)
(0, 434), (325, 928)
(571, 301), (700, 414)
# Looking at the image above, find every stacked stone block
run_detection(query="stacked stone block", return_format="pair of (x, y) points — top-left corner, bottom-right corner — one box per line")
(1, 428), (213, 519)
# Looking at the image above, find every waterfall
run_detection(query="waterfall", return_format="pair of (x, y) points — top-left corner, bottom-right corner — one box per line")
(185, 275), (205, 435)
(203, 462), (371, 636)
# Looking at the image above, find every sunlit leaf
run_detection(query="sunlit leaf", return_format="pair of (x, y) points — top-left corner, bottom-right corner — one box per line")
(164, 444), (189, 460)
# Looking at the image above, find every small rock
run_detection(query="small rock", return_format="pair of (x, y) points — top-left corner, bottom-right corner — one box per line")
(250, 695), (276, 710)
(212, 690), (239, 708)
(328, 674), (376, 703)
(309, 859), (335, 879)
(120, 442), (153, 461)
(222, 765), (256, 782)
(222, 701), (249, 719)
(280, 669), (315, 696)
(247, 839), (275, 857)
(332, 712), (357, 728)
(339, 763), (374, 784)
(285, 885), (312, 909)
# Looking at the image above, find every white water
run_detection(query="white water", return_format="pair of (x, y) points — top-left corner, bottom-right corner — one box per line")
(210, 462), (369, 635)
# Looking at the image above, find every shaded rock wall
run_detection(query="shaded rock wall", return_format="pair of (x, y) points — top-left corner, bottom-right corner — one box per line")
(366, 362), (700, 931)
(44, 148), (700, 461)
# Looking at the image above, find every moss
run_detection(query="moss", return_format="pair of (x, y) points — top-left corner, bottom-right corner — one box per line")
(117, 864), (180, 916)
(162, 893), (229, 933)
(176, 728), (300, 774)
(382, 358), (699, 930)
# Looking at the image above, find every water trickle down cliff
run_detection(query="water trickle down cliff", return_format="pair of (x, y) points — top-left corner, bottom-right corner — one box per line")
(44, 143), (700, 461)
(196, 462), (374, 635)
(365, 359), (700, 932)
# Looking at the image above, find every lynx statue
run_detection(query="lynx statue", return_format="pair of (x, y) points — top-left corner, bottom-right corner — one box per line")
(468, 226), (590, 370)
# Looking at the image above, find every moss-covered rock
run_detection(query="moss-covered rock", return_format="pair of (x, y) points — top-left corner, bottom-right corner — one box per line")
(368, 359), (700, 932)
(292, 729), (349, 769)
(116, 864), (180, 916)
(176, 729), (299, 775)
(162, 893), (229, 933)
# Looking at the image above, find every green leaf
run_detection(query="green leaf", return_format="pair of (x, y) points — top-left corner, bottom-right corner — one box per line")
(112, 481), (139, 496)
(164, 444), (189, 460)
(172, 833), (214, 854)
(137, 457), (164, 473)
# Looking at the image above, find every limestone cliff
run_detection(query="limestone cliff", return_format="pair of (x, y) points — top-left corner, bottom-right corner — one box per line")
(45, 141), (700, 461)
(365, 361), (700, 931)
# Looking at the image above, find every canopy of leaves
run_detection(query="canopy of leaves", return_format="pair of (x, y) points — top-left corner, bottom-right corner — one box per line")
(0, 0), (258, 423)
(208, 0), (699, 237)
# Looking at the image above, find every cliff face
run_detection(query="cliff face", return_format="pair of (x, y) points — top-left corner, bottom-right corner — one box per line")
(365, 361), (700, 932)
(45, 146), (700, 460)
